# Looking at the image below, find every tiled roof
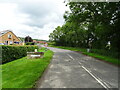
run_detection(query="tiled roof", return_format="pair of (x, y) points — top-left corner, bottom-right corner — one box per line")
(0, 30), (11, 37)
(33, 40), (46, 44)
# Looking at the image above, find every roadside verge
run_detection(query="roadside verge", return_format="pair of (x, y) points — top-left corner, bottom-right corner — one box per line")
(49, 45), (120, 66)
(2, 48), (54, 88)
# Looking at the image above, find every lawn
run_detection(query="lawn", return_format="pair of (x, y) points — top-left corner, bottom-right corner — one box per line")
(50, 45), (120, 66)
(2, 48), (54, 88)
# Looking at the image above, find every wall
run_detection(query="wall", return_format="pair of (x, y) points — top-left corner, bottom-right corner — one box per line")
(0, 31), (21, 45)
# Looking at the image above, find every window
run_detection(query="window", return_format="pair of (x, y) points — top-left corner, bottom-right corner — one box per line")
(10, 41), (13, 44)
(14, 42), (19, 44)
(8, 34), (12, 39)
(5, 41), (8, 45)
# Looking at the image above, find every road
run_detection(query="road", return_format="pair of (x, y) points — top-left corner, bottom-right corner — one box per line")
(37, 47), (119, 89)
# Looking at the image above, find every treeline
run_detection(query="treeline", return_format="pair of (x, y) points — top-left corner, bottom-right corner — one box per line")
(49, 2), (120, 52)
(19, 37), (48, 42)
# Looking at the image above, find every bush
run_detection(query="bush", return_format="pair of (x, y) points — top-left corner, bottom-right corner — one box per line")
(25, 42), (35, 45)
(90, 49), (119, 60)
(2, 45), (38, 64)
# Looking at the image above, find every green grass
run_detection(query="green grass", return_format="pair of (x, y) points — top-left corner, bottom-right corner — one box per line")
(0, 66), (2, 90)
(82, 52), (120, 65)
(50, 45), (120, 66)
(2, 48), (54, 88)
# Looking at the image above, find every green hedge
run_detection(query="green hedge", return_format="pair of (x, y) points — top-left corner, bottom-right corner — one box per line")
(25, 42), (35, 45)
(90, 49), (119, 60)
(1, 45), (38, 64)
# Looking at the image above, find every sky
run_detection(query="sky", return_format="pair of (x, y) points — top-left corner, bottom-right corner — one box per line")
(0, 0), (69, 40)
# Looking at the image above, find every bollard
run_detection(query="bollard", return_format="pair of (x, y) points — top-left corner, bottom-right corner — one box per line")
(35, 49), (37, 52)
(87, 48), (90, 52)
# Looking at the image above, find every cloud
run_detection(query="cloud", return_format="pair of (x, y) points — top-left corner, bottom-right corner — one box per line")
(18, 0), (66, 28)
(0, 0), (69, 40)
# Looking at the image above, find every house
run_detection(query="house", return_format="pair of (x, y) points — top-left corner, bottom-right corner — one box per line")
(0, 30), (22, 45)
(18, 37), (25, 45)
(33, 40), (46, 44)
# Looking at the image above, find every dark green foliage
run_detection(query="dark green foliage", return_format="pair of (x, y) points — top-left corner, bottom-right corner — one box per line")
(49, 2), (120, 53)
(2, 45), (38, 64)
(25, 42), (35, 45)
(25, 36), (33, 43)
(90, 49), (119, 60)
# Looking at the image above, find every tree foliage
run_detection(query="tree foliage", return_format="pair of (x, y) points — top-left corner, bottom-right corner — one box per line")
(49, 2), (120, 52)
(25, 36), (33, 43)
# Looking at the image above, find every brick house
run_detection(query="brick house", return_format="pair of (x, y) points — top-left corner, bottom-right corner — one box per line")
(33, 40), (46, 44)
(0, 30), (22, 45)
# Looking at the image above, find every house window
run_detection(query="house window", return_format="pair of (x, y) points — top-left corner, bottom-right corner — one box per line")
(14, 42), (19, 44)
(10, 41), (13, 44)
(8, 34), (12, 39)
(5, 41), (8, 45)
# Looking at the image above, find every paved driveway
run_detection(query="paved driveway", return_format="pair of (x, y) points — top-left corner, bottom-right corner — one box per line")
(37, 47), (119, 89)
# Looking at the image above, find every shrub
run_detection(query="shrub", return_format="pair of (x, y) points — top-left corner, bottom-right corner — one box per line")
(2, 45), (38, 64)
(25, 42), (35, 45)
(90, 49), (119, 60)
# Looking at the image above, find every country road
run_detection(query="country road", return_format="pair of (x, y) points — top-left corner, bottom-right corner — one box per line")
(37, 47), (119, 89)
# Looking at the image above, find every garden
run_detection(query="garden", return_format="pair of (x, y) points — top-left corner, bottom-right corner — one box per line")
(1, 45), (53, 88)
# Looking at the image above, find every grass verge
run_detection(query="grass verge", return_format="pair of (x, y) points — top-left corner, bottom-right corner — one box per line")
(2, 48), (54, 88)
(50, 45), (120, 66)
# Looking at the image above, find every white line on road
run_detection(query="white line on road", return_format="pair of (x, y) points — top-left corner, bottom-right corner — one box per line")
(67, 54), (110, 89)
(81, 65), (110, 90)
(67, 54), (75, 61)
(78, 61), (82, 65)
(97, 77), (111, 89)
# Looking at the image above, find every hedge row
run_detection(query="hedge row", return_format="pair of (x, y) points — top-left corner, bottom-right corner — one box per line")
(1, 45), (38, 64)
(90, 49), (119, 60)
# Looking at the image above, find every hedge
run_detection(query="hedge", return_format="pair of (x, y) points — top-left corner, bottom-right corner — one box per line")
(1, 45), (38, 64)
(25, 42), (35, 45)
(90, 49), (119, 60)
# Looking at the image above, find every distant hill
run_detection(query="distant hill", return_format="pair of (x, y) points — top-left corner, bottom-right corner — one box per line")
(18, 37), (48, 42)
(33, 39), (48, 42)
(18, 37), (24, 41)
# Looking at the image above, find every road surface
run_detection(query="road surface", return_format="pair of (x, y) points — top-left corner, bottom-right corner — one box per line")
(37, 47), (119, 89)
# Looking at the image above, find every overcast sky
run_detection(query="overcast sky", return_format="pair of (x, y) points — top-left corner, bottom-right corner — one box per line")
(0, 0), (69, 40)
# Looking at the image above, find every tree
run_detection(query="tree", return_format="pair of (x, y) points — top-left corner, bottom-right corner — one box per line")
(49, 2), (120, 51)
(25, 36), (33, 43)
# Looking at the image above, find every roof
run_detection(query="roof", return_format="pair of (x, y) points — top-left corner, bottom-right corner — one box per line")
(33, 40), (37, 42)
(0, 30), (21, 41)
(0, 30), (12, 37)
(33, 40), (46, 44)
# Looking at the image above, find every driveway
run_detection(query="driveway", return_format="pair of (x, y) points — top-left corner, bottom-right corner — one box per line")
(37, 47), (119, 89)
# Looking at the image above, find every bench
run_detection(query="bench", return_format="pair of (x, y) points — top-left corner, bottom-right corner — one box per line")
(27, 52), (44, 59)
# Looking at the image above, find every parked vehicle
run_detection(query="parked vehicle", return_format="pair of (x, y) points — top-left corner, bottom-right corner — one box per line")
(0, 43), (4, 45)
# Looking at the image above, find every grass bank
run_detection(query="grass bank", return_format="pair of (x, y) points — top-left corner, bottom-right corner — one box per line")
(50, 45), (120, 66)
(2, 48), (54, 88)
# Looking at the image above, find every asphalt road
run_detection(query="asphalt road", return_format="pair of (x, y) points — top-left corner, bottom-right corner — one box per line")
(37, 47), (119, 89)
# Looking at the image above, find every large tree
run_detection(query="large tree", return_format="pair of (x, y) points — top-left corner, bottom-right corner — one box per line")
(49, 2), (120, 51)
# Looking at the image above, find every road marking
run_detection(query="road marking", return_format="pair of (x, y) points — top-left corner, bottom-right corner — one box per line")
(96, 77), (111, 89)
(81, 65), (110, 90)
(67, 53), (110, 89)
(67, 54), (75, 61)
(78, 61), (82, 65)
